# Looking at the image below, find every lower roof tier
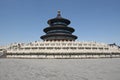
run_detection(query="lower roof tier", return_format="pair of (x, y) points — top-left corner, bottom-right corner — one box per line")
(41, 34), (77, 41)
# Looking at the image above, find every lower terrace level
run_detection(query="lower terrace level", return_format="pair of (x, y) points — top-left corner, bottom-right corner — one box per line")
(6, 53), (120, 59)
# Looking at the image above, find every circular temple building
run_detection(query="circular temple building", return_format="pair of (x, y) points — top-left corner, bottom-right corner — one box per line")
(41, 11), (77, 41)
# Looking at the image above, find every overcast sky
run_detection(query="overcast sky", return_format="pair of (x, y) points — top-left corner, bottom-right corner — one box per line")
(0, 0), (120, 45)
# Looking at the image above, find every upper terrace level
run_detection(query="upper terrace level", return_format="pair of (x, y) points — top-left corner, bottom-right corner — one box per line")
(1, 41), (118, 52)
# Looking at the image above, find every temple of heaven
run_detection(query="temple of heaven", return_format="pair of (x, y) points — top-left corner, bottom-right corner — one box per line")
(0, 11), (120, 59)
(41, 11), (77, 41)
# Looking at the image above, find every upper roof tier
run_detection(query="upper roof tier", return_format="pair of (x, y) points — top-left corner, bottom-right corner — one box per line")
(47, 11), (71, 25)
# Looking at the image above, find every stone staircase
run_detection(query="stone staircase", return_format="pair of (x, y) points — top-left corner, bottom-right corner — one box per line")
(0, 51), (6, 58)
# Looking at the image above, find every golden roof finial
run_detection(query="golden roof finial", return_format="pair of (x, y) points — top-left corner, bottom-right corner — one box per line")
(58, 10), (61, 14)
(57, 10), (61, 18)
